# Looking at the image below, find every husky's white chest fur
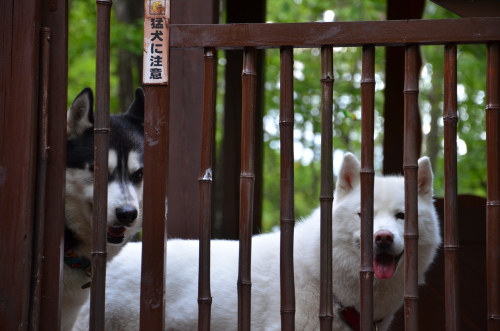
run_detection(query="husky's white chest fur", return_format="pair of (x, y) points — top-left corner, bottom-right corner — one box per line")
(62, 88), (145, 331)
(75, 153), (441, 331)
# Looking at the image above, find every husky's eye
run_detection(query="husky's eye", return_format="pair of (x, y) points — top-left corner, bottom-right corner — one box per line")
(357, 213), (361, 218)
(395, 212), (405, 220)
(131, 168), (144, 184)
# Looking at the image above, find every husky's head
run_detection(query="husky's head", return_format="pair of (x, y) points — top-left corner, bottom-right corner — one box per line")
(65, 87), (144, 256)
(333, 153), (441, 282)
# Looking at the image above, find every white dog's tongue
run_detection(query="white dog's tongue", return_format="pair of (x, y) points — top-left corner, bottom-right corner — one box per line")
(373, 252), (396, 279)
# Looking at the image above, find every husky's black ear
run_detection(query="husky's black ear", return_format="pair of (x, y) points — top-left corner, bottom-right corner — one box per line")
(125, 87), (144, 125)
(417, 156), (434, 200)
(335, 152), (361, 200)
(67, 87), (94, 138)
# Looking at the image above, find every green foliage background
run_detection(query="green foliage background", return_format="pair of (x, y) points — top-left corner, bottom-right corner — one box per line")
(258, 1), (487, 231)
(68, 1), (488, 232)
(68, 1), (142, 112)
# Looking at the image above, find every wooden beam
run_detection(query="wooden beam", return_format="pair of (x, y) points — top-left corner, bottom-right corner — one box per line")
(169, 18), (500, 49)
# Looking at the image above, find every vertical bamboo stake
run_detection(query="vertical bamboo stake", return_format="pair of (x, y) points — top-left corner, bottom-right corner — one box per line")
(29, 27), (51, 331)
(486, 42), (500, 331)
(279, 46), (296, 331)
(360, 45), (375, 331)
(403, 44), (420, 331)
(90, 1), (112, 330)
(198, 47), (217, 331)
(443, 44), (460, 331)
(319, 45), (334, 331)
(140, 1), (171, 330)
(238, 47), (257, 331)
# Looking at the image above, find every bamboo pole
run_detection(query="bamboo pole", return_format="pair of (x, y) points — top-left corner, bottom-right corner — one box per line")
(90, 1), (112, 330)
(197, 47), (217, 331)
(486, 42), (500, 331)
(360, 45), (375, 331)
(319, 45), (334, 331)
(403, 44), (420, 331)
(279, 46), (296, 330)
(238, 47), (257, 331)
(443, 44), (460, 331)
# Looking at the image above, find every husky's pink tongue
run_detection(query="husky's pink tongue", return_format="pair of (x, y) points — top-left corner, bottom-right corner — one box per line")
(373, 252), (396, 279)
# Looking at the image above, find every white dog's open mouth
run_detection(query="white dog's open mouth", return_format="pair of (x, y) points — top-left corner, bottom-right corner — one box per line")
(373, 251), (403, 279)
(107, 226), (127, 244)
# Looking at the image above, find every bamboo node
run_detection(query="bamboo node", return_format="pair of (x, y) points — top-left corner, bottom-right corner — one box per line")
(485, 104), (500, 111)
(197, 297), (213, 304)
(280, 309), (296, 313)
(94, 128), (110, 133)
(91, 251), (108, 256)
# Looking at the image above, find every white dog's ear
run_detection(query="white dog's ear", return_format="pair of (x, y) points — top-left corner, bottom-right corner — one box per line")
(417, 156), (434, 200)
(67, 87), (94, 139)
(335, 152), (361, 199)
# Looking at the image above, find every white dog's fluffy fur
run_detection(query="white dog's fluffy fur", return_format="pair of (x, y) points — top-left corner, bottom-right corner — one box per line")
(75, 153), (441, 330)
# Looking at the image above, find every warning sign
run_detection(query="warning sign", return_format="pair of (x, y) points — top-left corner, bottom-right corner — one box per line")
(143, 0), (170, 85)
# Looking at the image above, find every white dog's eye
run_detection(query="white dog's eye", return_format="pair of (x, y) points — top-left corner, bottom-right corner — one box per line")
(357, 212), (361, 218)
(395, 212), (405, 220)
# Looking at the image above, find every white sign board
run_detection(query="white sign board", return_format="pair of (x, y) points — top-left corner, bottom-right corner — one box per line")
(143, 0), (170, 85)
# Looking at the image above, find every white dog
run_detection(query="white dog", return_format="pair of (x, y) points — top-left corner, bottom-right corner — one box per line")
(75, 153), (441, 330)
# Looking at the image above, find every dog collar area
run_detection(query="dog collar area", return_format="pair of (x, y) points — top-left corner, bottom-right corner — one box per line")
(64, 248), (92, 289)
(340, 306), (383, 331)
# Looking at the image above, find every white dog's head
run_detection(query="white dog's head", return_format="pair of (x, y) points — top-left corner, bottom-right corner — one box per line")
(333, 153), (441, 282)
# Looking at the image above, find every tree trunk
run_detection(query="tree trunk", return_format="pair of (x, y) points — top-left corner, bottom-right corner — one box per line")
(425, 65), (442, 171)
(113, 0), (143, 112)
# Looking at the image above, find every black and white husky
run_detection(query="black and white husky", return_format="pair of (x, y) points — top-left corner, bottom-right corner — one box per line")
(62, 87), (144, 331)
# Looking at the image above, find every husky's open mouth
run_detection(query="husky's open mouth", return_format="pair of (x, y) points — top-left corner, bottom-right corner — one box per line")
(107, 226), (127, 244)
(373, 250), (404, 279)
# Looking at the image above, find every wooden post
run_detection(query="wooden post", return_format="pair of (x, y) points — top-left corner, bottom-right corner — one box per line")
(140, 1), (170, 330)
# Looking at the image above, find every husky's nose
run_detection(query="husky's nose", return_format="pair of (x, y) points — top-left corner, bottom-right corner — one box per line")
(375, 230), (394, 249)
(115, 206), (138, 226)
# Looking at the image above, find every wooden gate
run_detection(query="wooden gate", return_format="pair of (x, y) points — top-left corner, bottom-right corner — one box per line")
(145, 15), (500, 331)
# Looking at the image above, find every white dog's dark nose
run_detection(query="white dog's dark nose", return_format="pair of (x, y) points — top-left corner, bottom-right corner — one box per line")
(375, 230), (394, 249)
(115, 206), (138, 226)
